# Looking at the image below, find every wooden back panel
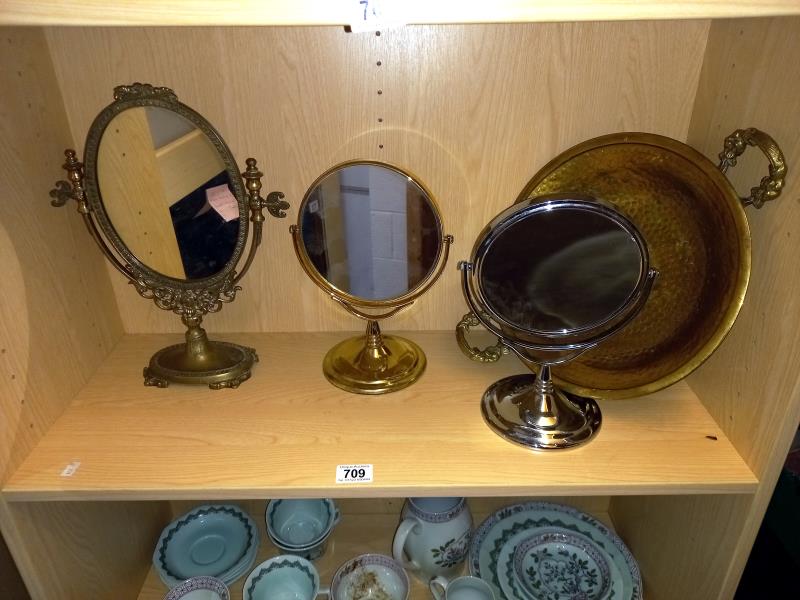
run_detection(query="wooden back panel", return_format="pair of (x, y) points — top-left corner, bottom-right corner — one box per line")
(46, 21), (710, 334)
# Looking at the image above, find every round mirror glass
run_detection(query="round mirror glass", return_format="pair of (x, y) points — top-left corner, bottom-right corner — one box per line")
(299, 163), (442, 302)
(97, 106), (240, 280)
(479, 205), (643, 334)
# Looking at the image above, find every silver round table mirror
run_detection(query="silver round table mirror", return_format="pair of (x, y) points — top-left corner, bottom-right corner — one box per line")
(291, 160), (452, 394)
(459, 195), (658, 450)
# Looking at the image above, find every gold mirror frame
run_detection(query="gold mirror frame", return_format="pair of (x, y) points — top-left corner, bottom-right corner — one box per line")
(290, 160), (453, 394)
(50, 83), (290, 388)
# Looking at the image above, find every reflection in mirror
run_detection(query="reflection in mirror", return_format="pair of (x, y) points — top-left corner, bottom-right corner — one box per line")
(97, 106), (240, 280)
(300, 164), (441, 301)
(480, 208), (642, 333)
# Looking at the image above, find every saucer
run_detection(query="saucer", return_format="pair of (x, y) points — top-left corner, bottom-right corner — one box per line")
(154, 504), (259, 588)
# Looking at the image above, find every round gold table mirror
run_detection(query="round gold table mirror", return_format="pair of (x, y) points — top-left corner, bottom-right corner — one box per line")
(291, 161), (453, 394)
(50, 83), (289, 388)
(458, 195), (657, 450)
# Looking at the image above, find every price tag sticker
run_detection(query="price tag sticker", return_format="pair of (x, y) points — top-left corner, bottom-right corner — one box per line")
(336, 464), (374, 484)
(60, 461), (81, 477)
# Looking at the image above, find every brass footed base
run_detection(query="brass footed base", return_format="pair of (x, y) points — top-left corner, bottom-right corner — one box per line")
(481, 369), (601, 450)
(142, 316), (258, 389)
(323, 320), (426, 394)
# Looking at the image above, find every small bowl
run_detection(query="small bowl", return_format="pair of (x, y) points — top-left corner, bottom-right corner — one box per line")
(243, 555), (326, 600)
(331, 554), (409, 600)
(163, 576), (229, 600)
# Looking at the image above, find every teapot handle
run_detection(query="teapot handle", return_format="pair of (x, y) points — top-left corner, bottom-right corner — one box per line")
(718, 128), (787, 209)
(392, 517), (422, 571)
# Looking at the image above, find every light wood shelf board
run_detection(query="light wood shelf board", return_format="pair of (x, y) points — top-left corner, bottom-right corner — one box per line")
(3, 332), (756, 501)
(3, 1), (800, 26)
(137, 502), (616, 599)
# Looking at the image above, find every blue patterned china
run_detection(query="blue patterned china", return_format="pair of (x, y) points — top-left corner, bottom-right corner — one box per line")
(392, 497), (472, 581)
(163, 575), (229, 600)
(331, 554), (409, 600)
(469, 502), (641, 600)
(430, 575), (496, 600)
(497, 529), (613, 600)
(243, 555), (328, 600)
(153, 504), (259, 588)
(266, 498), (341, 549)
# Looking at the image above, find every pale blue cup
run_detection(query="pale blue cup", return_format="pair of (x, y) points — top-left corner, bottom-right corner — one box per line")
(430, 575), (495, 600)
(243, 555), (329, 600)
(266, 499), (341, 560)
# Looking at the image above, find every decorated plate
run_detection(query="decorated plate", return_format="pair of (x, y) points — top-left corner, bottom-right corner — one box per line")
(154, 504), (259, 588)
(499, 528), (616, 600)
(469, 502), (641, 600)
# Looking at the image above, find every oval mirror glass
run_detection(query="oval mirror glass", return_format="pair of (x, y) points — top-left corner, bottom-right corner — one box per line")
(298, 163), (442, 302)
(97, 106), (241, 280)
(479, 206), (643, 334)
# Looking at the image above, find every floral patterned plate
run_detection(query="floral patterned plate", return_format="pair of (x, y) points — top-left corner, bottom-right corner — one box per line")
(468, 502), (641, 600)
(497, 528), (618, 600)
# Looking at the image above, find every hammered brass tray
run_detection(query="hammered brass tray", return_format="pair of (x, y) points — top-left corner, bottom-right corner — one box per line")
(510, 130), (785, 398)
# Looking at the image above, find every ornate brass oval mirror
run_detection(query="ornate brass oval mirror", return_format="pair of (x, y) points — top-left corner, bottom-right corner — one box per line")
(291, 161), (453, 394)
(50, 83), (289, 388)
(458, 195), (657, 450)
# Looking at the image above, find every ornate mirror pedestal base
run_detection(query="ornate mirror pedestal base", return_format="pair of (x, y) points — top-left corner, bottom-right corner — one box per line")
(481, 369), (601, 451)
(322, 320), (426, 395)
(143, 318), (258, 389)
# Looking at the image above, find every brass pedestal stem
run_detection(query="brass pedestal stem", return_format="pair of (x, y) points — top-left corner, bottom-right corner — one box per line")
(323, 320), (426, 395)
(143, 314), (258, 389)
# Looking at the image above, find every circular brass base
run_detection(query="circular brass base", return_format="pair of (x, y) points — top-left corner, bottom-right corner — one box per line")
(481, 374), (601, 450)
(143, 341), (258, 389)
(323, 334), (427, 394)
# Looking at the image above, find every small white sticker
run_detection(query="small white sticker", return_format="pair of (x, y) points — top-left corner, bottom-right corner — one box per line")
(336, 464), (373, 484)
(60, 461), (81, 477)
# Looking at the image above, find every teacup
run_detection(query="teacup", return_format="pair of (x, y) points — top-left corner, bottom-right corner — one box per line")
(266, 498), (341, 548)
(243, 555), (329, 600)
(163, 576), (230, 600)
(430, 575), (495, 600)
(269, 533), (332, 562)
(330, 554), (409, 600)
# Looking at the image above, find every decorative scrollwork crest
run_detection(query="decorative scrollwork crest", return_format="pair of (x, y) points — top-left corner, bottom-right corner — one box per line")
(49, 180), (73, 207)
(113, 82), (178, 103)
(266, 190), (291, 219)
(130, 273), (241, 320)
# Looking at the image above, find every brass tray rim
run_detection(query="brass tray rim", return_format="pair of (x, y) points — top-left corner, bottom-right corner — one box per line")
(516, 132), (752, 399)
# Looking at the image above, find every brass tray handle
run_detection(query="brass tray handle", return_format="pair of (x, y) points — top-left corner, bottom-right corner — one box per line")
(718, 128), (787, 209)
(456, 312), (509, 363)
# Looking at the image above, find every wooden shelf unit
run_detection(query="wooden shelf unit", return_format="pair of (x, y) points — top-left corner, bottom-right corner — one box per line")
(1, 10), (799, 600)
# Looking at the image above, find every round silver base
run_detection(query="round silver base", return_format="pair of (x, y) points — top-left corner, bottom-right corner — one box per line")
(481, 374), (601, 450)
